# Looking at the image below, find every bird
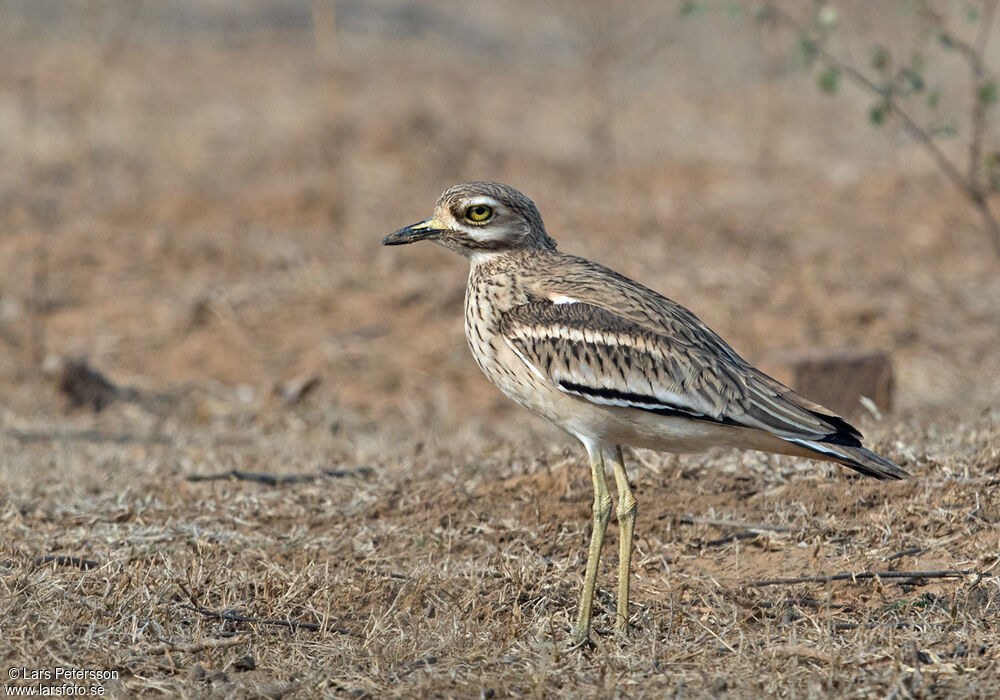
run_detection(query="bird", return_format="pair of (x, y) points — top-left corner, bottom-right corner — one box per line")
(382, 181), (908, 645)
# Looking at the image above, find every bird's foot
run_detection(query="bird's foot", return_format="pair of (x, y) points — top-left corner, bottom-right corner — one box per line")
(565, 633), (595, 651)
(614, 614), (630, 642)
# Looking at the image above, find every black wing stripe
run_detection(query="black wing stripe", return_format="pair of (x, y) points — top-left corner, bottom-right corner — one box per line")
(807, 410), (863, 446)
(557, 380), (742, 428)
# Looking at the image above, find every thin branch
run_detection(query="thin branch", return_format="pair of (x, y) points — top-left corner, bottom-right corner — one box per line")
(969, 1), (998, 189)
(745, 569), (982, 588)
(765, 4), (971, 197)
(884, 546), (924, 561)
(7, 429), (176, 446)
(5, 428), (252, 447)
(750, 598), (851, 610)
(34, 554), (102, 570)
(771, 645), (833, 663)
(141, 634), (249, 658)
(763, 2), (1000, 257)
(921, 1), (998, 193)
(182, 604), (359, 635)
(354, 566), (410, 581)
(185, 470), (316, 486)
(184, 466), (373, 485)
(679, 516), (793, 533)
(390, 655), (439, 682)
(977, 1), (999, 54)
(704, 531), (764, 547)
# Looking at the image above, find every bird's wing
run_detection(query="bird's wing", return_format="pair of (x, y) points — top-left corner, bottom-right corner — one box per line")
(500, 300), (859, 445)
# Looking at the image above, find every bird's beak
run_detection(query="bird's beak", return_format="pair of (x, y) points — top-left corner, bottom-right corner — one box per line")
(382, 217), (447, 246)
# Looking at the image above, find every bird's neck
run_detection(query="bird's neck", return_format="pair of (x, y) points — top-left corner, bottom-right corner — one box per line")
(466, 249), (547, 316)
(467, 247), (550, 276)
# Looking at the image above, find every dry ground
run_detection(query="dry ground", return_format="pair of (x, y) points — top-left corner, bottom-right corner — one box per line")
(2, 2), (999, 697)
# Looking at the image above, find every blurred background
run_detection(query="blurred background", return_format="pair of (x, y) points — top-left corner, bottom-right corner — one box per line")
(1, 0), (998, 465)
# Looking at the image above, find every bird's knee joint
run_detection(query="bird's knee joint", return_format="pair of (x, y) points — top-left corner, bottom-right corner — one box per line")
(617, 496), (637, 522)
(594, 496), (613, 523)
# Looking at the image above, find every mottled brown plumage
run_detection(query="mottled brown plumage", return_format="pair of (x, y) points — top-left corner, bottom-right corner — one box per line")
(384, 181), (907, 644)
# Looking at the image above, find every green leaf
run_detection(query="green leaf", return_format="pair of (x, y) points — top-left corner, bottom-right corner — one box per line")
(986, 152), (1000, 191)
(794, 37), (818, 68)
(966, 4), (980, 22)
(755, 6), (775, 23)
(929, 123), (959, 138)
(871, 45), (891, 72)
(818, 68), (840, 93)
(725, 0), (743, 17)
(869, 102), (889, 126)
(680, 1), (703, 16)
(902, 68), (925, 93)
(817, 5), (838, 28)
(927, 86), (942, 109)
(979, 80), (998, 106)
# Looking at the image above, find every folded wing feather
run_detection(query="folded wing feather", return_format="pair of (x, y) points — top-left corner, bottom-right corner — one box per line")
(500, 301), (861, 446)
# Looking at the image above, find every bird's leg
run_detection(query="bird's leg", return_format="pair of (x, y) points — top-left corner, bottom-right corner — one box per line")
(606, 445), (636, 638)
(572, 443), (612, 645)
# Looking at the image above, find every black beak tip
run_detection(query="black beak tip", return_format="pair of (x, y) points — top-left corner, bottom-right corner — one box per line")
(383, 223), (441, 246)
(381, 229), (412, 246)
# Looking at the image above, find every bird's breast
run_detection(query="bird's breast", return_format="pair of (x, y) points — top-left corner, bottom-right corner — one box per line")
(463, 274), (545, 404)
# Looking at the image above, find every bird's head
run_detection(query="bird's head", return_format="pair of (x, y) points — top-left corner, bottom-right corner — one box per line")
(382, 182), (557, 259)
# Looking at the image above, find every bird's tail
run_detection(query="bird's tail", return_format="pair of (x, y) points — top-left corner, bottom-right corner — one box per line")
(786, 439), (909, 480)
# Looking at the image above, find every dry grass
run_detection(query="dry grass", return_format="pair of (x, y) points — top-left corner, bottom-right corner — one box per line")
(2, 2), (999, 698)
(2, 418), (999, 697)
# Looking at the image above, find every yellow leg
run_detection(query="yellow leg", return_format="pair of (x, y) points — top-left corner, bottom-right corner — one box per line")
(606, 445), (636, 638)
(572, 442), (612, 645)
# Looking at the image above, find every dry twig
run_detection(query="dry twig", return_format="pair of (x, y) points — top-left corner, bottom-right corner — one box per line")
(746, 569), (980, 588)
(34, 554), (102, 570)
(679, 516), (793, 533)
(884, 547), (924, 561)
(182, 604), (351, 634)
(185, 466), (373, 485)
(142, 634), (249, 657)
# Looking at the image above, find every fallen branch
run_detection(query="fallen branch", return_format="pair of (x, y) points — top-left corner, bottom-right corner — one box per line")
(182, 604), (356, 636)
(746, 569), (978, 588)
(355, 566), (410, 581)
(832, 620), (963, 632)
(143, 634), (249, 657)
(751, 598), (850, 610)
(185, 470), (316, 486)
(391, 655), (439, 682)
(9, 429), (175, 446)
(680, 516), (793, 533)
(325, 466), (375, 478)
(884, 547), (924, 562)
(704, 531), (765, 547)
(185, 466), (373, 485)
(771, 645), (833, 663)
(34, 554), (102, 570)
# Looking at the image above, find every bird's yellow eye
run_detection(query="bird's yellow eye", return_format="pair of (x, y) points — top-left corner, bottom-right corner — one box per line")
(464, 204), (494, 223)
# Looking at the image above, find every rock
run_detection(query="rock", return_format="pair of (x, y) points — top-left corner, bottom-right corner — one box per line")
(762, 349), (893, 419)
(234, 654), (256, 672)
(276, 375), (321, 405)
(58, 359), (119, 411)
(710, 676), (728, 697)
(254, 683), (294, 700)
